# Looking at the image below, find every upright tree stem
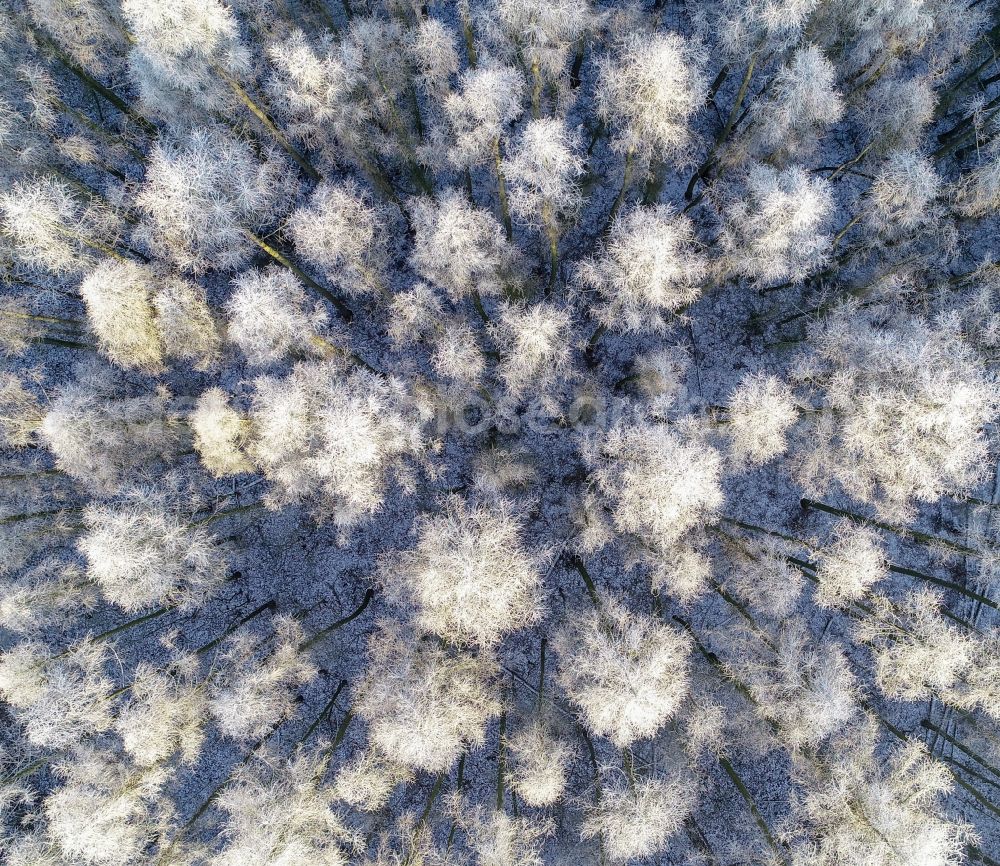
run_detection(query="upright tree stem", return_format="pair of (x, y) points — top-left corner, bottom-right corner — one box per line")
(27, 24), (157, 136)
(568, 555), (601, 607)
(685, 50), (758, 201)
(244, 229), (353, 321)
(194, 599), (277, 657)
(213, 64), (321, 182)
(496, 710), (507, 810)
(570, 39), (586, 89)
(546, 218), (560, 294)
(604, 147), (635, 233)
(530, 59), (542, 119)
(300, 679), (348, 744)
(493, 138), (513, 240)
(719, 756), (786, 861)
(920, 719), (1000, 784)
(800, 498), (981, 557)
(193, 501), (266, 527)
(90, 605), (173, 644)
(299, 588), (375, 651)
(536, 637), (547, 715)
(461, 12), (478, 68)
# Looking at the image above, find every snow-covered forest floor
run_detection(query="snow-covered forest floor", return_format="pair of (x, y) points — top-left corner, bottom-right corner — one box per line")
(3, 1), (1000, 864)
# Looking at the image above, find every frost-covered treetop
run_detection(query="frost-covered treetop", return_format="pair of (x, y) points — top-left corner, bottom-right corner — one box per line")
(504, 117), (585, 225)
(287, 179), (391, 298)
(354, 620), (502, 772)
(445, 60), (526, 168)
(484, 0), (601, 83)
(577, 203), (707, 331)
(247, 361), (425, 528)
(410, 191), (524, 300)
(594, 421), (725, 556)
(134, 126), (296, 273)
(79, 486), (229, 613)
(716, 162), (835, 284)
(225, 266), (333, 367)
(596, 30), (707, 161)
(553, 595), (692, 748)
(386, 495), (543, 647)
(123, 0), (250, 116)
(800, 306), (1000, 520)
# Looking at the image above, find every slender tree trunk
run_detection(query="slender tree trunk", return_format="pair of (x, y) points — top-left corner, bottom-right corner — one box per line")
(685, 51), (758, 201)
(530, 59), (542, 119)
(546, 215), (560, 294)
(244, 229), (353, 321)
(800, 498), (981, 557)
(493, 138), (513, 240)
(604, 147), (635, 233)
(496, 710), (507, 810)
(299, 588), (375, 651)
